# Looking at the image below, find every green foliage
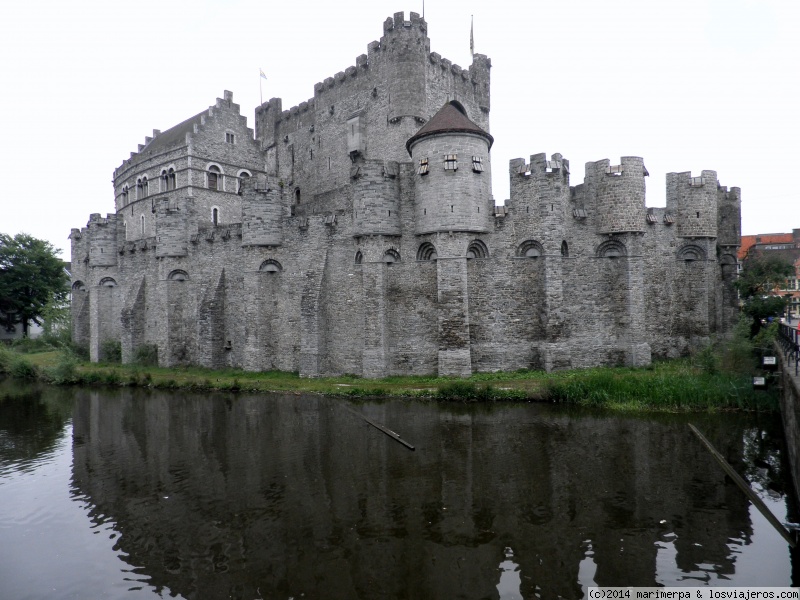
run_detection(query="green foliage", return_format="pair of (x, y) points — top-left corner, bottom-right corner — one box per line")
(100, 340), (121, 363)
(42, 352), (79, 385)
(0, 233), (69, 337)
(735, 253), (795, 336)
(8, 354), (37, 379)
(692, 344), (719, 375)
(10, 336), (56, 354)
(133, 343), (159, 366)
(39, 297), (71, 347)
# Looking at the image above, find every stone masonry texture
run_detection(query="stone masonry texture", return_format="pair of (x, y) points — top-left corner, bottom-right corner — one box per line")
(70, 12), (741, 377)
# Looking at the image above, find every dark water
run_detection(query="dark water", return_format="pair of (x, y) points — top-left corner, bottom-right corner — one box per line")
(0, 381), (797, 599)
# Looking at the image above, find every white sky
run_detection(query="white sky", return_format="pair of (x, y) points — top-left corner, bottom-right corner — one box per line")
(1, 0), (798, 259)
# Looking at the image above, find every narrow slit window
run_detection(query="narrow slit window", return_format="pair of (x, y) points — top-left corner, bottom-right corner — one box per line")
(444, 154), (458, 171)
(417, 157), (429, 175)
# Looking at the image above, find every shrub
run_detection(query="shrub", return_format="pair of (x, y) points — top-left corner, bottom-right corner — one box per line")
(133, 344), (159, 367)
(43, 352), (79, 385)
(100, 340), (122, 363)
(10, 336), (55, 354)
(9, 355), (37, 379)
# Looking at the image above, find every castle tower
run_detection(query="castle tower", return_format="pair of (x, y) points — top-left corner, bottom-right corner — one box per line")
(382, 12), (429, 125)
(716, 185), (741, 248)
(586, 157), (647, 235)
(666, 170), (718, 239)
(87, 213), (118, 267)
(351, 158), (401, 237)
(407, 102), (493, 376)
(155, 198), (188, 258)
(407, 101), (493, 235)
(241, 176), (284, 246)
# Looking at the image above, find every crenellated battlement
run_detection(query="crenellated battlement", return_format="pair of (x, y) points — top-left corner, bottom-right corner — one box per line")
(667, 170), (719, 239)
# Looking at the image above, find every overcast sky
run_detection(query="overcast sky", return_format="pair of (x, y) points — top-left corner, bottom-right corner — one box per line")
(2, 0), (797, 258)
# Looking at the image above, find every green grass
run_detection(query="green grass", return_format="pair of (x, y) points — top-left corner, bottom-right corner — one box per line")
(0, 338), (780, 412)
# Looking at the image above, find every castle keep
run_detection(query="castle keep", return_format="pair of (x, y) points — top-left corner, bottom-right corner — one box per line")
(70, 12), (741, 377)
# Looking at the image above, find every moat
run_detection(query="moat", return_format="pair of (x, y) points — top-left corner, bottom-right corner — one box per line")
(0, 382), (797, 599)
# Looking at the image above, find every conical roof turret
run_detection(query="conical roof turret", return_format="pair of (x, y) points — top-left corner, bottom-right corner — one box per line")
(406, 101), (493, 155)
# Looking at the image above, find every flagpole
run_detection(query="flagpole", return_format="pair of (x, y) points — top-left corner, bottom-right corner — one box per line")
(259, 70), (263, 106)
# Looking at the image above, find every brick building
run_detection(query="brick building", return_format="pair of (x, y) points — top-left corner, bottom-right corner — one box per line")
(739, 229), (800, 319)
(69, 12), (741, 376)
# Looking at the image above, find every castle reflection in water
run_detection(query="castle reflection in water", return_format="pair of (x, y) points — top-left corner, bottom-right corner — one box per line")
(69, 389), (793, 599)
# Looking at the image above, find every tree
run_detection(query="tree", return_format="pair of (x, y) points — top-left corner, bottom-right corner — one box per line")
(734, 253), (794, 337)
(0, 233), (69, 337)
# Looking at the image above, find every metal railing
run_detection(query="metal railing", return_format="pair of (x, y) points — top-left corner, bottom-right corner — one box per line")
(778, 322), (800, 376)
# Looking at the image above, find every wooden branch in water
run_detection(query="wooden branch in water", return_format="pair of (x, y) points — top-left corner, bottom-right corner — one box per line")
(340, 403), (415, 451)
(688, 423), (795, 548)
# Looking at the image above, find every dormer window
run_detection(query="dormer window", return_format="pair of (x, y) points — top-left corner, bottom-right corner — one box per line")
(444, 154), (458, 171)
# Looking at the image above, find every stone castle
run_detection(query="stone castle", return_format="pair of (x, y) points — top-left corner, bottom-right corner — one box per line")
(70, 11), (741, 377)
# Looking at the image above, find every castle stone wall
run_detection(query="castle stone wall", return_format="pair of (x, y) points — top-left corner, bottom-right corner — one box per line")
(71, 12), (741, 377)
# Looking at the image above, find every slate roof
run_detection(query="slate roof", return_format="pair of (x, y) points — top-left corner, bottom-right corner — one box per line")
(140, 110), (206, 156)
(406, 102), (493, 155)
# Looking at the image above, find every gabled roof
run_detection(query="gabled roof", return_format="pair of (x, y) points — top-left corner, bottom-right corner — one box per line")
(406, 102), (493, 155)
(739, 233), (794, 260)
(141, 110), (206, 156)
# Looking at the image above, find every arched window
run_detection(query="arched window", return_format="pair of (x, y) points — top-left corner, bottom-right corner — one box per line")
(354, 251), (363, 265)
(560, 240), (569, 257)
(168, 168), (176, 190)
(259, 259), (282, 273)
(141, 176), (148, 198)
(677, 244), (706, 262)
(383, 249), (401, 265)
(295, 188), (301, 205)
(237, 170), (250, 193)
(517, 240), (543, 258)
(168, 270), (189, 281)
(136, 178), (143, 199)
(416, 242), (437, 261)
(208, 165), (221, 191)
(211, 207), (219, 226)
(596, 240), (626, 258)
(99, 277), (117, 288)
(161, 169), (168, 192)
(71, 280), (87, 292)
(466, 239), (488, 259)
(121, 185), (129, 205)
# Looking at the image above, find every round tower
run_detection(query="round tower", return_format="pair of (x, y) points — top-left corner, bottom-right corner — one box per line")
(241, 176), (284, 246)
(87, 213), (118, 267)
(590, 157), (647, 235)
(407, 101), (493, 235)
(351, 158), (401, 237)
(667, 170), (719, 238)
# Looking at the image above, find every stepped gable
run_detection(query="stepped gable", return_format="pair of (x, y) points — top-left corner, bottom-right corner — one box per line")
(406, 101), (494, 155)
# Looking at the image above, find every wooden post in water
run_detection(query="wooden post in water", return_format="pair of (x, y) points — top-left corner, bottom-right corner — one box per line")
(688, 423), (796, 548)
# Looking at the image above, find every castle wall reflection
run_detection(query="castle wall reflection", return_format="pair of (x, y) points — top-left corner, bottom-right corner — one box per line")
(2, 384), (796, 599)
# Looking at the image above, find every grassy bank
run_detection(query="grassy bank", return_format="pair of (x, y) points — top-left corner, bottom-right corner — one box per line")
(0, 340), (778, 412)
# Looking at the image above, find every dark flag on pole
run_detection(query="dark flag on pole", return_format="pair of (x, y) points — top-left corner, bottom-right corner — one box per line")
(470, 15), (474, 57)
